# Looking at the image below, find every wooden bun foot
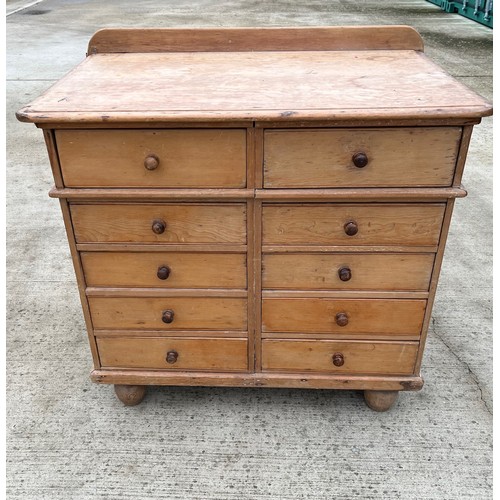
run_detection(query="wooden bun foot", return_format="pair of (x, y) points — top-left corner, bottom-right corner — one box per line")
(114, 384), (147, 406)
(364, 390), (399, 412)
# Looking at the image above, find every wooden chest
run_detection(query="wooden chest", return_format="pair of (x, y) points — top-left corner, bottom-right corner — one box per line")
(16, 26), (492, 411)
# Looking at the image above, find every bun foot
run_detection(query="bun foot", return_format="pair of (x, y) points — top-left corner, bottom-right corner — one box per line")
(114, 384), (147, 406)
(364, 390), (399, 412)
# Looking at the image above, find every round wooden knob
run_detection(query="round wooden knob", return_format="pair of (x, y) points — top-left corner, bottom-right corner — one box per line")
(352, 152), (368, 168)
(338, 267), (352, 282)
(162, 309), (175, 324)
(332, 352), (345, 367)
(344, 221), (358, 236)
(144, 154), (160, 170)
(166, 350), (178, 364)
(152, 219), (166, 234)
(335, 312), (349, 327)
(157, 265), (171, 280)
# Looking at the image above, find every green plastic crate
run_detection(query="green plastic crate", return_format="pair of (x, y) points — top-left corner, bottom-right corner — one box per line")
(426, 0), (493, 28)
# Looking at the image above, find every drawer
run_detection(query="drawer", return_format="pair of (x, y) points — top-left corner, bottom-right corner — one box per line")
(262, 253), (434, 291)
(261, 339), (418, 375)
(262, 298), (426, 335)
(263, 127), (461, 188)
(89, 297), (247, 330)
(56, 129), (247, 188)
(97, 337), (248, 371)
(82, 252), (247, 288)
(262, 204), (445, 246)
(71, 203), (247, 244)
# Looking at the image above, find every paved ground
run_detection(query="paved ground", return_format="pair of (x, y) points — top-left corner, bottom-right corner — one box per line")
(6, 1), (492, 499)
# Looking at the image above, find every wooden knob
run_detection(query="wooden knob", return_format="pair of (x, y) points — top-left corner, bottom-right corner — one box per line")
(144, 154), (160, 170)
(152, 219), (166, 234)
(166, 350), (178, 364)
(162, 309), (175, 324)
(332, 352), (345, 367)
(335, 312), (349, 327)
(352, 152), (368, 168)
(338, 267), (352, 282)
(157, 265), (171, 280)
(344, 221), (358, 236)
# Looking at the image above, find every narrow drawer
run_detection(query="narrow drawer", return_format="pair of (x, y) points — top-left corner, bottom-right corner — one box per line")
(262, 253), (434, 291)
(97, 337), (248, 371)
(263, 127), (461, 188)
(82, 252), (247, 288)
(262, 204), (445, 246)
(262, 339), (418, 375)
(88, 297), (247, 330)
(262, 298), (426, 335)
(56, 129), (247, 188)
(71, 203), (247, 244)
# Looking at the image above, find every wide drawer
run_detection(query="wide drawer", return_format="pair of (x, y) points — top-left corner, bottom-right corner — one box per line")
(261, 339), (418, 375)
(262, 298), (426, 335)
(262, 253), (434, 291)
(82, 252), (247, 288)
(88, 297), (247, 330)
(56, 129), (247, 188)
(263, 127), (461, 188)
(262, 204), (445, 246)
(71, 203), (247, 244)
(97, 337), (248, 371)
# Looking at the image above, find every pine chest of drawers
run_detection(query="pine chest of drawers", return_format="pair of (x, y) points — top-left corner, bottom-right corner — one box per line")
(16, 26), (492, 411)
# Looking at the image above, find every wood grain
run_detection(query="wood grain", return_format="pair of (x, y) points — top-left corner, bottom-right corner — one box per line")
(255, 187), (467, 201)
(91, 369), (423, 390)
(58, 199), (101, 368)
(262, 298), (426, 335)
(264, 127), (461, 188)
(81, 252), (246, 288)
(87, 26), (425, 54)
(71, 203), (247, 244)
(261, 339), (418, 375)
(88, 296), (247, 331)
(262, 253), (434, 291)
(262, 203), (445, 246)
(97, 337), (248, 371)
(17, 49), (492, 124)
(56, 129), (247, 188)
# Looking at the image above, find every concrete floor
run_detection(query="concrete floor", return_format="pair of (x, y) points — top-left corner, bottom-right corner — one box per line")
(6, 1), (492, 499)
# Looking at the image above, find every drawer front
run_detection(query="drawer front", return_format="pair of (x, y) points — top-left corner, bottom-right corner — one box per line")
(71, 203), (247, 244)
(262, 298), (426, 335)
(264, 127), (461, 188)
(89, 297), (247, 330)
(262, 204), (445, 246)
(262, 253), (434, 291)
(82, 252), (247, 288)
(56, 129), (247, 188)
(97, 337), (248, 371)
(262, 340), (418, 375)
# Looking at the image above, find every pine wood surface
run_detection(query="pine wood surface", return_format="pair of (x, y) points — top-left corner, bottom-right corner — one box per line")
(88, 296), (248, 330)
(56, 129), (247, 188)
(262, 298), (426, 335)
(264, 127), (461, 188)
(15, 26), (492, 402)
(261, 339), (418, 375)
(87, 26), (425, 54)
(91, 369), (424, 391)
(16, 27), (491, 124)
(262, 253), (434, 291)
(70, 203), (247, 243)
(97, 337), (248, 371)
(262, 203), (445, 246)
(81, 251), (247, 288)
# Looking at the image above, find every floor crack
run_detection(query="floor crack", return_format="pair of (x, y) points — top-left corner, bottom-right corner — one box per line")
(431, 317), (492, 415)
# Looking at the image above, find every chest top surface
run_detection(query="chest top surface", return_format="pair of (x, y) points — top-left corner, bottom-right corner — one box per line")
(16, 26), (492, 124)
